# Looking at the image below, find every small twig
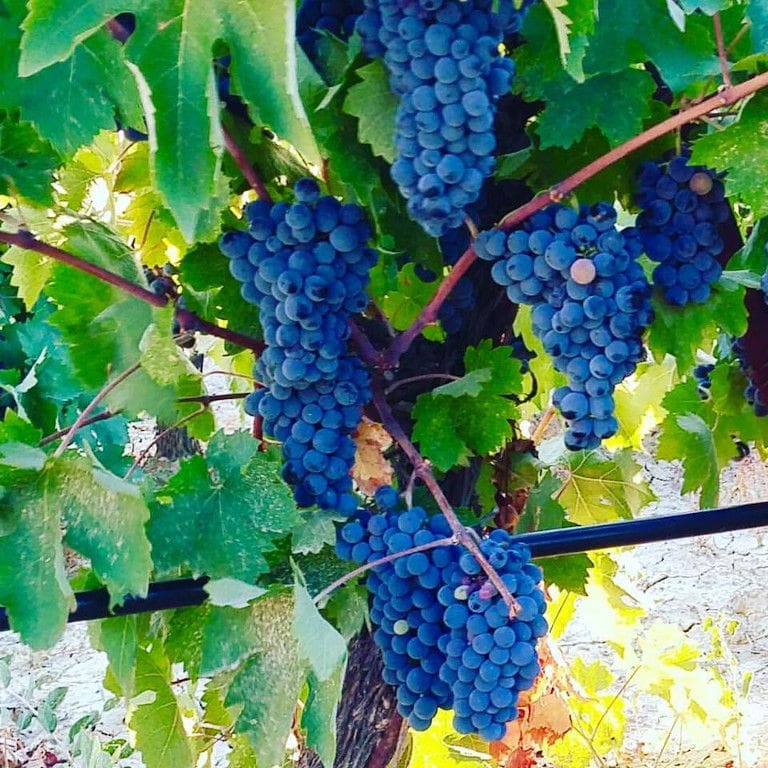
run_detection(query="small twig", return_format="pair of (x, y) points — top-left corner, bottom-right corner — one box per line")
(383, 70), (768, 368)
(384, 373), (459, 396)
(124, 405), (206, 479)
(39, 410), (121, 447)
(202, 370), (258, 382)
(372, 384), (520, 616)
(531, 406), (557, 446)
(176, 391), (248, 405)
(54, 363), (142, 458)
(175, 308), (265, 353)
(349, 318), (383, 367)
(713, 12), (732, 89)
(222, 126), (272, 202)
(0, 230), (166, 307)
(463, 215), (479, 238)
(138, 209), (156, 250)
(313, 535), (457, 605)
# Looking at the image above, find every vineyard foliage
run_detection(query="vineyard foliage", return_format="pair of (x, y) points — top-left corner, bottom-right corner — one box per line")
(0, 0), (767, 766)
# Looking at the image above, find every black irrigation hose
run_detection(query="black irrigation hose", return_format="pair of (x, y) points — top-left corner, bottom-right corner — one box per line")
(1, 501), (768, 632)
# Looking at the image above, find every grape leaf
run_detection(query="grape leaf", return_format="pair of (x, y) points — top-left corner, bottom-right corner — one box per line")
(291, 510), (339, 556)
(90, 615), (141, 696)
(55, 456), (152, 603)
(646, 283), (747, 373)
(302, 667), (345, 768)
(412, 341), (524, 470)
(148, 432), (300, 580)
(128, 645), (196, 768)
(224, 592), (307, 768)
(344, 60), (398, 163)
(690, 92), (768, 219)
(19, 30), (141, 155)
(0, 246), (52, 308)
(293, 579), (347, 682)
(747, 2), (768, 51)
(541, 0), (597, 80)
(677, 0), (730, 13)
(558, 449), (656, 525)
(0, 117), (60, 204)
(0, 453), (72, 648)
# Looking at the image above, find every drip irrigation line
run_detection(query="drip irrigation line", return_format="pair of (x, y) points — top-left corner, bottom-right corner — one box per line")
(1, 501), (767, 632)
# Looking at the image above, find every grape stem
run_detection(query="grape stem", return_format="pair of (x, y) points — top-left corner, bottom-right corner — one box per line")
(53, 362), (142, 459)
(313, 535), (457, 606)
(713, 13), (732, 90)
(384, 373), (460, 396)
(371, 384), (520, 617)
(383, 69), (768, 368)
(222, 126), (272, 202)
(0, 230), (265, 353)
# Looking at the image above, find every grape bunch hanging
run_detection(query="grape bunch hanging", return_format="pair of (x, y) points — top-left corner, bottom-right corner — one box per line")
(336, 486), (548, 740)
(633, 154), (730, 306)
(356, 0), (532, 236)
(219, 178), (375, 514)
(475, 203), (654, 449)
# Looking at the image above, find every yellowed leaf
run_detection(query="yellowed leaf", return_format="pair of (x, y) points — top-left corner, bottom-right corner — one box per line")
(352, 418), (393, 495)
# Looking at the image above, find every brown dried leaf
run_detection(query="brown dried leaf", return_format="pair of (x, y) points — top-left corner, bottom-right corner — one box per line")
(352, 418), (393, 495)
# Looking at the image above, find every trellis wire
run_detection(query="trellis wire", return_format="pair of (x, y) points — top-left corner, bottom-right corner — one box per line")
(1, 501), (767, 632)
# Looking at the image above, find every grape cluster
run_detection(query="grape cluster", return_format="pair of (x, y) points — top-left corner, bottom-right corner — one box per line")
(219, 178), (376, 514)
(297, 0), (365, 59)
(356, 0), (526, 236)
(634, 155), (730, 306)
(336, 486), (548, 740)
(474, 203), (653, 450)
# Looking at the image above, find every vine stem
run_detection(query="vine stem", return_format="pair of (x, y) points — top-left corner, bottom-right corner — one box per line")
(384, 372), (459, 396)
(384, 69), (768, 368)
(313, 535), (457, 606)
(713, 13), (732, 89)
(222, 126), (272, 202)
(176, 391), (248, 405)
(0, 230), (266, 353)
(53, 362), (142, 459)
(39, 410), (121, 447)
(371, 384), (520, 616)
(0, 230), (165, 307)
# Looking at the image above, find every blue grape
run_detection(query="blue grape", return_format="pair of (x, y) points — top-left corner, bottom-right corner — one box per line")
(634, 154), (730, 306)
(218, 178), (374, 513)
(355, 0), (532, 236)
(336, 487), (547, 740)
(475, 202), (653, 449)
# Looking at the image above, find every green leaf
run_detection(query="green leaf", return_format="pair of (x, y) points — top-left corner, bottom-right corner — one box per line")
(646, 284), (747, 372)
(412, 341), (524, 470)
(90, 615), (140, 696)
(0, 463), (72, 648)
(302, 667), (345, 768)
(0, 246), (52, 308)
(747, 2), (768, 51)
(139, 316), (193, 387)
(293, 579), (346, 682)
(558, 449), (656, 525)
(292, 510), (338, 555)
(204, 579), (267, 609)
(344, 60), (398, 163)
(534, 69), (656, 149)
(541, 0), (597, 79)
(540, 553), (592, 594)
(19, 30), (141, 154)
(691, 92), (768, 218)
(148, 432), (300, 580)
(128, 645), (196, 768)
(224, 592), (306, 768)
(55, 456), (152, 603)
(431, 369), (491, 398)
(0, 117), (60, 204)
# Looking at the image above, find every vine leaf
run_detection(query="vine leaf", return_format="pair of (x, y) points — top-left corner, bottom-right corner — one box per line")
(293, 579), (347, 683)
(20, 0), (318, 240)
(412, 341), (523, 471)
(302, 667), (345, 768)
(224, 592), (307, 768)
(57, 455), (152, 603)
(691, 92), (768, 219)
(148, 433), (300, 581)
(352, 418), (394, 496)
(0, 246), (52, 308)
(0, 117), (60, 205)
(558, 449), (656, 525)
(747, 3), (768, 51)
(344, 60), (398, 163)
(128, 645), (196, 768)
